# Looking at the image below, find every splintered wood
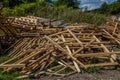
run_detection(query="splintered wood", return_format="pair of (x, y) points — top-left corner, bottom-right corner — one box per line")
(0, 21), (120, 79)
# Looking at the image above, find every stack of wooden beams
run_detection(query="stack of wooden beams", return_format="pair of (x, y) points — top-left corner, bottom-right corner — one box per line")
(0, 25), (120, 79)
(105, 19), (120, 43)
(11, 16), (69, 30)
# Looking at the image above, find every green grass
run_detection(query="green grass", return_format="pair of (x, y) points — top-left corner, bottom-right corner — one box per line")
(0, 55), (11, 64)
(82, 67), (100, 73)
(0, 69), (30, 80)
(0, 55), (29, 80)
(0, 69), (21, 80)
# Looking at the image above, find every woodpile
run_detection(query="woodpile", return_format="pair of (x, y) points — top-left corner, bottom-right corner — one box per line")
(0, 22), (120, 79)
(0, 15), (67, 51)
(0, 10), (120, 78)
(11, 16), (69, 30)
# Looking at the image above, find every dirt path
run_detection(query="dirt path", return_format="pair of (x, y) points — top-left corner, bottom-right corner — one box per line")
(39, 70), (120, 80)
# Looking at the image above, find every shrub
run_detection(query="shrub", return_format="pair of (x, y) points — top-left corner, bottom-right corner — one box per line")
(1, 7), (13, 16)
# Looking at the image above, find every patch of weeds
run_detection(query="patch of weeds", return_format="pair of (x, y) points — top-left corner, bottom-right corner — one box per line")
(82, 67), (100, 73)
(0, 55), (11, 63)
(0, 69), (29, 80)
(52, 76), (59, 80)
(60, 68), (73, 74)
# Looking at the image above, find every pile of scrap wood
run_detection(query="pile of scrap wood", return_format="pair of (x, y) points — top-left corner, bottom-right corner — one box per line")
(11, 16), (69, 30)
(0, 14), (68, 50)
(0, 9), (120, 78)
(0, 24), (120, 79)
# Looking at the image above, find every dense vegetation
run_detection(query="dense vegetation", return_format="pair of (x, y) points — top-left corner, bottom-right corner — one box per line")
(0, 0), (106, 26)
(0, 0), (120, 25)
(93, 0), (120, 15)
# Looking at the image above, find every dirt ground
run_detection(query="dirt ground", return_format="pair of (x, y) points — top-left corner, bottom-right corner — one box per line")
(39, 70), (120, 80)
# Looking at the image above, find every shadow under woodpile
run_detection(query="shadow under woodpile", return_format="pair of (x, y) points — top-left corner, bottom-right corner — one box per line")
(0, 9), (18, 54)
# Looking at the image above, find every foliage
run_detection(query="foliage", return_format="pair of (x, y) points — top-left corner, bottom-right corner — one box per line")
(0, 69), (30, 80)
(34, 2), (106, 26)
(93, 1), (120, 15)
(2, 0), (22, 7)
(1, 0), (106, 26)
(2, 3), (36, 16)
(82, 67), (100, 73)
(109, 2), (120, 14)
(2, 0), (37, 7)
(1, 7), (13, 16)
(0, 56), (29, 80)
(54, 0), (80, 8)
(0, 55), (11, 63)
(98, 2), (109, 14)
(2, 0), (9, 7)
(44, 0), (52, 3)
(117, 0), (120, 2)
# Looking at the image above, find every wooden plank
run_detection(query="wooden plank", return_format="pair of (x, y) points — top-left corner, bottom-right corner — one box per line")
(67, 29), (83, 46)
(0, 64), (25, 68)
(4, 48), (46, 72)
(60, 60), (76, 71)
(113, 22), (118, 34)
(61, 35), (80, 72)
(73, 39), (95, 55)
(45, 36), (86, 68)
(16, 48), (46, 64)
(85, 62), (118, 68)
(93, 35), (115, 62)
(103, 29), (120, 44)
(75, 51), (120, 57)
(1, 49), (32, 65)
(93, 35), (109, 52)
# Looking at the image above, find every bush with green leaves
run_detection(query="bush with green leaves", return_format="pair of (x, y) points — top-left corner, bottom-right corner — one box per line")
(93, 1), (120, 15)
(1, 7), (13, 16)
(2, 2), (36, 16)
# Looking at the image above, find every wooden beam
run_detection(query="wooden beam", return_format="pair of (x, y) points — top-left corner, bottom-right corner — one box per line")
(93, 35), (115, 62)
(73, 39), (95, 55)
(67, 29), (83, 46)
(61, 35), (80, 72)
(113, 22), (118, 34)
(85, 62), (118, 68)
(45, 36), (86, 68)
(75, 51), (120, 57)
(0, 64), (25, 68)
(103, 29), (120, 44)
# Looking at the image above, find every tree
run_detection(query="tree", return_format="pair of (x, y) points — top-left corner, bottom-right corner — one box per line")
(2, 0), (37, 7)
(99, 2), (108, 14)
(109, 2), (120, 14)
(2, 0), (22, 7)
(22, 0), (37, 3)
(2, 0), (9, 7)
(54, 0), (80, 8)
(117, 0), (120, 2)
(44, 0), (52, 3)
